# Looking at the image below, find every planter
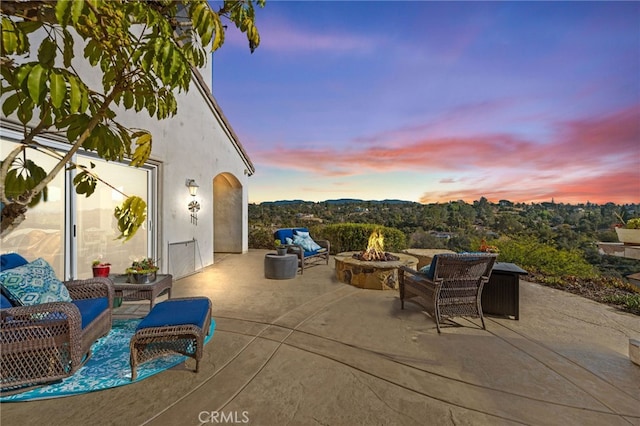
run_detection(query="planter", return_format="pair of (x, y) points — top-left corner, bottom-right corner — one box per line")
(127, 272), (157, 284)
(615, 228), (640, 246)
(92, 265), (110, 277)
(276, 246), (288, 256)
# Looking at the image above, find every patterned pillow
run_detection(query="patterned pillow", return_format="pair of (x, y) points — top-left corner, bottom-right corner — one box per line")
(0, 258), (71, 306)
(293, 234), (322, 252)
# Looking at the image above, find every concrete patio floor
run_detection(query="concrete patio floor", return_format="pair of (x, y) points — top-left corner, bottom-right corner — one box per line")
(1, 249), (639, 425)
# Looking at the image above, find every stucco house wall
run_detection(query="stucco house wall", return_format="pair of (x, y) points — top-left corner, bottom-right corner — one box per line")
(1, 23), (253, 275)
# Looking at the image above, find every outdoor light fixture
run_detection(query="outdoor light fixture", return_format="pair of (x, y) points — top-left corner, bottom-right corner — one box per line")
(186, 179), (200, 225)
(186, 179), (199, 197)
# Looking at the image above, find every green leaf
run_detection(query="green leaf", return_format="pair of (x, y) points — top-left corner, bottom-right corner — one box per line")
(55, 0), (72, 27)
(123, 90), (134, 109)
(37, 38), (57, 68)
(73, 168), (97, 197)
(27, 64), (48, 104)
(1, 18), (18, 55)
(130, 132), (152, 167)
(62, 29), (73, 68)
(114, 196), (147, 241)
(2, 93), (21, 117)
(70, 0), (85, 25)
(49, 71), (67, 109)
(68, 75), (82, 113)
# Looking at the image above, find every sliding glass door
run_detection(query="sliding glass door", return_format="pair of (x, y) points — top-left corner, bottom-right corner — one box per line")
(1, 133), (157, 279)
(0, 138), (65, 273)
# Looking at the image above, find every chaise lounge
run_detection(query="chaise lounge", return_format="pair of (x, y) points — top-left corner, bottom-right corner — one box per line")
(0, 254), (113, 393)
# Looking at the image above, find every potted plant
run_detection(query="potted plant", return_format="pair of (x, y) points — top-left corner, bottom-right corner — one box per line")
(126, 258), (159, 283)
(274, 239), (288, 256)
(615, 217), (640, 246)
(91, 258), (111, 277)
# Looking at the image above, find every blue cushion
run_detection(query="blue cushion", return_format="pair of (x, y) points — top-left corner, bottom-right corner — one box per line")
(0, 258), (71, 306)
(293, 234), (322, 252)
(274, 229), (294, 244)
(137, 298), (210, 331)
(0, 292), (14, 309)
(72, 297), (109, 330)
(0, 253), (28, 271)
(419, 255), (438, 279)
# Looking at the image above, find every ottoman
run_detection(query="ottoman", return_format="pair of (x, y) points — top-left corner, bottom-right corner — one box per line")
(264, 253), (298, 279)
(129, 297), (212, 380)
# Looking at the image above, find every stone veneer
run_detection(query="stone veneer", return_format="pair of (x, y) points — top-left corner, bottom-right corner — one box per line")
(334, 251), (418, 290)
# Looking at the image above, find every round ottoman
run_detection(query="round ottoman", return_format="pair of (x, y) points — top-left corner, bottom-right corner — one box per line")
(264, 253), (298, 279)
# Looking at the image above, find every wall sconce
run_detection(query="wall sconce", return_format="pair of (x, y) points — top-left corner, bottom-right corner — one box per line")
(186, 179), (200, 225)
(186, 179), (199, 196)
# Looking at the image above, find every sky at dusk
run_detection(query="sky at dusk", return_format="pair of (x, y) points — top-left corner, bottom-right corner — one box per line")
(210, 1), (640, 205)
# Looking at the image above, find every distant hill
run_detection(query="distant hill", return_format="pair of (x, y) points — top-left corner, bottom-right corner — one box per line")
(258, 199), (417, 206)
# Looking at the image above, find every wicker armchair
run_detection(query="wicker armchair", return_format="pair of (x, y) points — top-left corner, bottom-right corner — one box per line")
(398, 254), (497, 333)
(1, 277), (113, 393)
(274, 228), (330, 274)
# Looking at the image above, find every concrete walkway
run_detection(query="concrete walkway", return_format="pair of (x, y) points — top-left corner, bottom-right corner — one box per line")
(2, 250), (639, 425)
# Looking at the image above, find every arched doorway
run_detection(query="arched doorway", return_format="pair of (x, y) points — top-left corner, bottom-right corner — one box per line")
(213, 173), (243, 253)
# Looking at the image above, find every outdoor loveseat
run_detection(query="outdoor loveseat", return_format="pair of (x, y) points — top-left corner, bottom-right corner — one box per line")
(0, 254), (114, 393)
(274, 228), (330, 274)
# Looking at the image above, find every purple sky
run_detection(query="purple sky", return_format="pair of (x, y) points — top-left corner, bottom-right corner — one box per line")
(211, 1), (640, 204)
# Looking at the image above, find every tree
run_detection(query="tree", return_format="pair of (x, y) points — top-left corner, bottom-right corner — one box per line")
(1, 0), (264, 240)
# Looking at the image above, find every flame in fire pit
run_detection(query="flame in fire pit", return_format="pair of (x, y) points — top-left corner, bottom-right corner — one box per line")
(354, 229), (399, 262)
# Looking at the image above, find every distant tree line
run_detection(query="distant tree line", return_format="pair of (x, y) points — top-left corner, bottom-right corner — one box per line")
(249, 198), (640, 280)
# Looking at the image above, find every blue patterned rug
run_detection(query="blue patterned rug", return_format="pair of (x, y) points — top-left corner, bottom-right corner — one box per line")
(1, 318), (216, 402)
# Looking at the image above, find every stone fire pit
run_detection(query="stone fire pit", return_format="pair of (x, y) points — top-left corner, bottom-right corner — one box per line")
(334, 251), (418, 290)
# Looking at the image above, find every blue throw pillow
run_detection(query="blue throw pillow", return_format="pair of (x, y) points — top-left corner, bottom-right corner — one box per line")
(293, 234), (321, 252)
(0, 253), (28, 271)
(0, 258), (71, 306)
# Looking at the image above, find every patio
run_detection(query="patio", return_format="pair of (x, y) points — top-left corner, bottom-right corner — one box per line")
(1, 249), (639, 425)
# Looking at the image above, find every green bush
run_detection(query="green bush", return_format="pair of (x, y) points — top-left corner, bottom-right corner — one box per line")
(316, 223), (407, 255)
(492, 236), (597, 279)
(248, 227), (274, 249)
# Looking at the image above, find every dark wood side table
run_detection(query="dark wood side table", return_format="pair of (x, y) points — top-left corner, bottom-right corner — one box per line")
(482, 263), (527, 320)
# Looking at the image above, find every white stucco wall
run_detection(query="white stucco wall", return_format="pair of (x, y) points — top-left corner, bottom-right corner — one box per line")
(110, 72), (251, 267)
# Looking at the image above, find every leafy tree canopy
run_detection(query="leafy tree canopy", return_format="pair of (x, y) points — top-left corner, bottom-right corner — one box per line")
(1, 0), (264, 240)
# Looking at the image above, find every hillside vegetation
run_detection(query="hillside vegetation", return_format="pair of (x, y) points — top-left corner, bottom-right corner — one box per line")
(249, 199), (640, 315)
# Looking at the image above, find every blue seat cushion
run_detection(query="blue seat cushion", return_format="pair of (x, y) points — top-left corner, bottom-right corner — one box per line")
(0, 253), (28, 271)
(72, 297), (109, 329)
(137, 298), (210, 331)
(0, 292), (14, 309)
(418, 255), (438, 279)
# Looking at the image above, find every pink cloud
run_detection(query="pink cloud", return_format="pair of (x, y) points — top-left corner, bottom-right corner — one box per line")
(252, 103), (639, 203)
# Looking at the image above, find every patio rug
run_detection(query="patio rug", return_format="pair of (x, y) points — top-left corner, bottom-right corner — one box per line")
(1, 318), (216, 402)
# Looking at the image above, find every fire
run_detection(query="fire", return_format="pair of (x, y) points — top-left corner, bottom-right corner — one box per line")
(361, 229), (387, 261)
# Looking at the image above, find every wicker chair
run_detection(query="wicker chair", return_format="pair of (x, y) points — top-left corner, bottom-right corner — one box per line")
(0, 277), (114, 393)
(398, 253), (497, 333)
(274, 228), (330, 274)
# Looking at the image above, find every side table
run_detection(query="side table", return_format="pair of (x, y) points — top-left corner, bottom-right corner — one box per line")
(264, 254), (298, 279)
(482, 262), (527, 320)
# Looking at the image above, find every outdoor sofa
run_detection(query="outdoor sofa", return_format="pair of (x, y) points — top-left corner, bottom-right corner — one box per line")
(274, 228), (330, 274)
(0, 253), (113, 393)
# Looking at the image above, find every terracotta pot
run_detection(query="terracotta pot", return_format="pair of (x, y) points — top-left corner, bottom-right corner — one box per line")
(615, 228), (640, 246)
(92, 265), (110, 277)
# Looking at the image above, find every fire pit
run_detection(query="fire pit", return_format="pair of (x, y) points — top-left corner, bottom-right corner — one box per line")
(334, 230), (418, 290)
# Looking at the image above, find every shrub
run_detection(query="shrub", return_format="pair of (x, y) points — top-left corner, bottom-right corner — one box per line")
(316, 223), (407, 255)
(249, 227), (274, 249)
(492, 236), (597, 279)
